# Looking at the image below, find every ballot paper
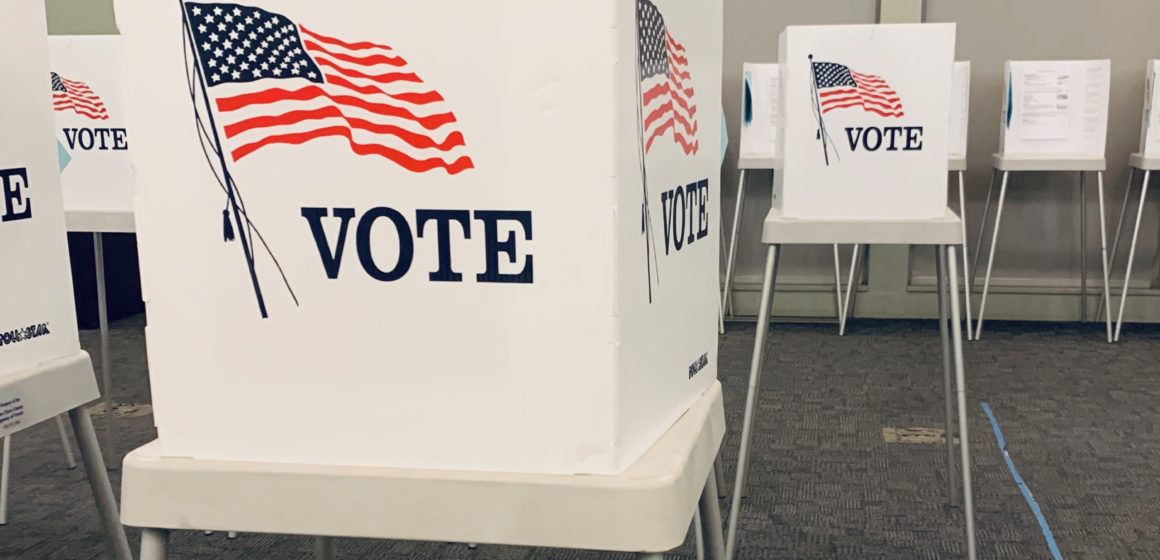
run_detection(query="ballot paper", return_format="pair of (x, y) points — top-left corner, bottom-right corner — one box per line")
(739, 63), (780, 159)
(1018, 68), (1071, 140)
(1000, 60), (1110, 157)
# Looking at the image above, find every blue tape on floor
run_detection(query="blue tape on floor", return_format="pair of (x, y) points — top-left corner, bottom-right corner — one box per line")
(982, 402), (1064, 560)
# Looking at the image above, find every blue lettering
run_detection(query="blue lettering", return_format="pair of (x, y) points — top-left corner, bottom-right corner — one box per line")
(475, 210), (533, 284)
(417, 209), (471, 282)
(301, 207), (355, 279)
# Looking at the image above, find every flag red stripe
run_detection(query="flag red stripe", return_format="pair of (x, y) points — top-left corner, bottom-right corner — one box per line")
(819, 88), (899, 104)
(304, 40), (408, 68)
(643, 101), (673, 132)
(670, 107), (698, 137)
(313, 56), (421, 85)
(822, 100), (904, 117)
(215, 85), (456, 130)
(665, 31), (686, 53)
(672, 131), (699, 156)
(231, 125), (474, 174)
(642, 82), (669, 105)
(223, 105), (466, 152)
(53, 97), (108, 115)
(298, 26), (392, 52)
(821, 95), (902, 111)
(644, 117), (674, 152)
(851, 71), (887, 84)
(669, 81), (697, 118)
(323, 73), (443, 105)
(55, 89), (104, 105)
(54, 94), (106, 113)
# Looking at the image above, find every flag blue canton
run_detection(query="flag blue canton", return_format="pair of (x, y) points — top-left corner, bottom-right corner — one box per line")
(813, 62), (857, 89)
(183, 2), (323, 87)
(637, 0), (668, 80)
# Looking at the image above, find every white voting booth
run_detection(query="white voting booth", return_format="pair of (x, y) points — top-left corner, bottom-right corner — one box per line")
(1109, 60), (1160, 341)
(975, 60), (1113, 341)
(49, 34), (135, 463)
(726, 23), (978, 560)
(0, 2), (130, 558)
(117, 0), (726, 557)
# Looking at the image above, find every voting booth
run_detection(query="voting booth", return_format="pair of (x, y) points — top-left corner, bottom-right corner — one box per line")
(775, 24), (955, 220)
(49, 36), (134, 217)
(0, 6), (88, 389)
(999, 60), (1111, 157)
(117, 0), (722, 475)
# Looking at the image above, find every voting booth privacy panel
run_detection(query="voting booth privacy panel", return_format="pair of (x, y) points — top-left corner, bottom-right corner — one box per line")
(740, 63), (780, 161)
(1000, 60), (1111, 158)
(1139, 60), (1160, 157)
(775, 24), (956, 220)
(950, 61), (970, 160)
(116, 0), (722, 475)
(49, 36), (135, 215)
(0, 3), (83, 381)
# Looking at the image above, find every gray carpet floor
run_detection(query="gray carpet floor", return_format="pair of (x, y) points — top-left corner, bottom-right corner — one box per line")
(2, 315), (1159, 559)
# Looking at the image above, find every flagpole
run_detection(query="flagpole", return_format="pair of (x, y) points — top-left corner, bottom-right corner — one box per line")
(808, 55), (831, 166)
(180, 1), (269, 318)
(634, 4), (655, 304)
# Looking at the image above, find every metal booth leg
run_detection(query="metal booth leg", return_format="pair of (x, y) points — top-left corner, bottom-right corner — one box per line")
(93, 233), (116, 468)
(1098, 166), (1136, 321)
(700, 465), (727, 560)
(832, 244), (845, 332)
(956, 171), (975, 340)
(140, 528), (170, 560)
(947, 245), (978, 560)
(314, 537), (337, 560)
(975, 170), (1010, 339)
(69, 406), (133, 560)
(0, 436), (9, 526)
(936, 246), (958, 508)
(840, 245), (861, 336)
(1080, 172), (1089, 323)
(726, 244), (781, 560)
(721, 169), (749, 331)
(1096, 171), (1113, 342)
(970, 168), (999, 291)
(715, 455), (727, 498)
(54, 415), (77, 469)
(1115, 170), (1152, 341)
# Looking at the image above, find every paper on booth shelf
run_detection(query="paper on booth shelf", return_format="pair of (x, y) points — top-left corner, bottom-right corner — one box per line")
(49, 36), (135, 217)
(774, 23), (956, 220)
(117, 0), (721, 476)
(0, 0), (83, 378)
(948, 61), (970, 159)
(1000, 60), (1110, 158)
(739, 63), (779, 160)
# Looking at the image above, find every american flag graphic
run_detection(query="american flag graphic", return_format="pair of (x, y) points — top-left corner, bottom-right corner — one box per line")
(812, 62), (904, 118)
(183, 2), (474, 174)
(51, 72), (109, 121)
(637, 0), (699, 155)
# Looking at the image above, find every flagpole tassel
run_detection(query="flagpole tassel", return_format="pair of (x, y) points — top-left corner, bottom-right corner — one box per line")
(223, 209), (235, 242)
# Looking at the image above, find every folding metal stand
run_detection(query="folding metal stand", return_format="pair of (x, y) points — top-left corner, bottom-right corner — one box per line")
(1105, 153), (1160, 341)
(973, 155), (1112, 341)
(0, 352), (131, 560)
(725, 207), (976, 560)
(720, 157), (844, 334)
